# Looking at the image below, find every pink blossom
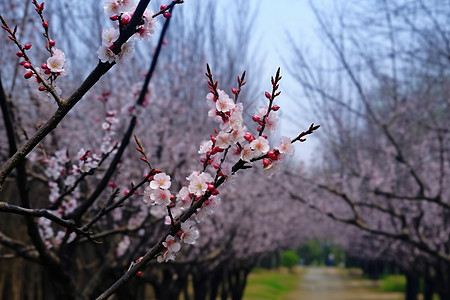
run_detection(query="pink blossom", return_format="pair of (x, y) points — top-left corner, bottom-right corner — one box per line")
(276, 136), (294, 155)
(250, 136), (270, 155)
(215, 89), (235, 113)
(187, 171), (213, 197)
(97, 45), (115, 63)
(180, 221), (199, 244)
(149, 172), (171, 190)
(46, 48), (66, 73)
(116, 41), (134, 62)
(101, 28), (119, 47)
(104, 0), (135, 15)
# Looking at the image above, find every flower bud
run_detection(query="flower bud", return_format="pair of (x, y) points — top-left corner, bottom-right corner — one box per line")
(42, 21), (49, 29)
(265, 91), (272, 99)
(252, 115), (260, 122)
(110, 15), (119, 21)
(231, 87), (238, 95)
(38, 86), (46, 91)
(244, 132), (254, 142)
(41, 63), (48, 69)
(49, 40), (55, 47)
(23, 62), (31, 69)
(160, 4), (168, 10)
(121, 13), (131, 25)
(24, 71), (33, 79)
(263, 158), (271, 167)
(136, 271), (142, 277)
(163, 11), (171, 18)
(272, 105), (280, 111)
(16, 51), (24, 57)
(24, 43), (32, 50)
(267, 150), (278, 160)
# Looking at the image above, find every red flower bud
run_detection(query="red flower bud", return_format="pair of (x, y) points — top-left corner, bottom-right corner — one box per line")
(41, 63), (48, 69)
(160, 4), (168, 10)
(265, 91), (272, 99)
(121, 13), (131, 25)
(108, 181), (117, 187)
(24, 43), (32, 50)
(23, 62), (31, 69)
(49, 40), (55, 47)
(136, 271), (142, 277)
(211, 189), (219, 195)
(252, 115), (260, 122)
(207, 183), (215, 191)
(272, 105), (280, 111)
(231, 87), (238, 95)
(263, 158), (271, 167)
(213, 163), (220, 169)
(200, 158), (207, 164)
(42, 21), (49, 29)
(163, 11), (171, 18)
(267, 150), (278, 160)
(244, 132), (254, 142)
(24, 71), (33, 79)
(44, 69), (51, 74)
(16, 51), (24, 57)
(38, 86), (46, 91)
(110, 15), (119, 21)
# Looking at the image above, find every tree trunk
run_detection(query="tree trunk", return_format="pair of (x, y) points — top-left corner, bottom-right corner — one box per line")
(405, 272), (419, 300)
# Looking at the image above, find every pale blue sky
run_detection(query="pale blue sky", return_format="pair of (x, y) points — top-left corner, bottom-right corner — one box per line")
(252, 0), (324, 163)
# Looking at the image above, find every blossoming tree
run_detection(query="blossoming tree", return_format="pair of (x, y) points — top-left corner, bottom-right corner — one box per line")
(288, 1), (450, 299)
(0, 1), (318, 299)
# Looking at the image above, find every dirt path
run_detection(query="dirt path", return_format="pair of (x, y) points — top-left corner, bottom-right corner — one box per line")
(283, 267), (403, 300)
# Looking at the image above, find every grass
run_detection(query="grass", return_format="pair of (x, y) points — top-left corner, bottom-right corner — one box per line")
(242, 267), (302, 300)
(379, 275), (406, 293)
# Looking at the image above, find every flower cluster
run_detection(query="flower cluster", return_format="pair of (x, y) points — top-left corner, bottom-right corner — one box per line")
(1, 1), (66, 100)
(98, 0), (158, 63)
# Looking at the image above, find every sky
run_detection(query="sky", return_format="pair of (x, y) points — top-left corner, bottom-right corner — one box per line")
(251, 0), (325, 164)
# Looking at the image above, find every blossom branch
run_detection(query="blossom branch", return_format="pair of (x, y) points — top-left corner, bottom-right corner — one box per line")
(68, 7), (175, 221)
(0, 0), (159, 191)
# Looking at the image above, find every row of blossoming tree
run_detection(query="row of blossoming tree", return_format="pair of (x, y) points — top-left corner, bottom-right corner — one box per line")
(0, 1), (319, 299)
(288, 1), (450, 299)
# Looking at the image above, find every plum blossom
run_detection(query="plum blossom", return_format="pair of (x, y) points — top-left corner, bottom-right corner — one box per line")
(104, 0), (135, 15)
(198, 140), (213, 154)
(149, 173), (171, 190)
(215, 90), (235, 113)
(157, 235), (181, 262)
(250, 136), (270, 155)
(255, 106), (278, 133)
(101, 28), (119, 47)
(276, 136), (295, 155)
(135, 9), (157, 40)
(176, 186), (192, 209)
(195, 196), (221, 223)
(187, 171), (214, 197)
(180, 220), (199, 244)
(77, 149), (100, 173)
(116, 235), (130, 257)
(215, 131), (233, 149)
(116, 41), (134, 62)
(97, 45), (115, 63)
(46, 48), (66, 73)
(144, 186), (171, 206)
(240, 144), (256, 162)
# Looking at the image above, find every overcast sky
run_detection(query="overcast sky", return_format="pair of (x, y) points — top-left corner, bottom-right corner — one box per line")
(251, 0), (325, 164)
